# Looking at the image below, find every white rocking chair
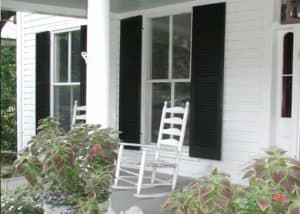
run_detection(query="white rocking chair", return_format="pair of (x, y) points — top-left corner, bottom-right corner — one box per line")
(113, 101), (189, 198)
(71, 100), (86, 127)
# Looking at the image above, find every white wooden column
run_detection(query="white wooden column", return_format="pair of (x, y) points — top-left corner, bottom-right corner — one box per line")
(86, 0), (110, 126)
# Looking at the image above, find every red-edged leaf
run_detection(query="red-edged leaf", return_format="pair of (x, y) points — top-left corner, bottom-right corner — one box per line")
(254, 162), (265, 177)
(244, 163), (256, 170)
(271, 169), (287, 184)
(221, 178), (231, 187)
(202, 202), (215, 213)
(256, 198), (270, 212)
(290, 169), (300, 181)
(199, 185), (215, 197)
(288, 159), (300, 167)
(199, 192), (212, 205)
(214, 197), (229, 209)
(242, 169), (254, 179)
(265, 148), (286, 155)
(282, 180), (296, 194)
(288, 206), (300, 214)
(220, 187), (233, 199)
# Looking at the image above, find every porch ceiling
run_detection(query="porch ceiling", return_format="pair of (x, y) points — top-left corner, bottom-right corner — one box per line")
(111, 0), (193, 13)
(2, 0), (193, 17)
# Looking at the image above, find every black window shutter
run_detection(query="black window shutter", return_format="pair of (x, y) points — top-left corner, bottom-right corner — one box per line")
(80, 25), (87, 105)
(190, 3), (226, 160)
(119, 16), (142, 147)
(36, 31), (50, 128)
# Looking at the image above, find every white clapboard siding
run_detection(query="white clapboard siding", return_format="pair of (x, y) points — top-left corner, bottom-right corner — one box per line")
(18, 12), (87, 149)
(19, 0), (272, 182)
(111, 0), (269, 182)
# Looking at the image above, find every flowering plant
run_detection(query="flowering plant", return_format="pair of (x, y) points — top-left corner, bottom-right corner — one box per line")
(14, 118), (119, 213)
(1, 186), (43, 214)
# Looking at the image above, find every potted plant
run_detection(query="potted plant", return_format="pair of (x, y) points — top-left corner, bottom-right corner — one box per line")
(14, 118), (119, 213)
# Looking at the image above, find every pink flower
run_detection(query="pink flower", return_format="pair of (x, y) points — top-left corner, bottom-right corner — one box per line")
(273, 193), (286, 202)
(91, 144), (102, 154)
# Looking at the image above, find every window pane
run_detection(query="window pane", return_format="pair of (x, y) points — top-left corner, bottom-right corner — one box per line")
(151, 83), (171, 142)
(151, 17), (169, 79)
(175, 83), (190, 106)
(175, 83), (190, 145)
(71, 30), (81, 82)
(54, 85), (80, 131)
(283, 33), (294, 74)
(281, 76), (292, 117)
(172, 14), (191, 79)
(54, 33), (68, 82)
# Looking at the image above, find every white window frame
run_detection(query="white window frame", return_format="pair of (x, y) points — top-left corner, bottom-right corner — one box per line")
(50, 27), (81, 120)
(142, 11), (192, 144)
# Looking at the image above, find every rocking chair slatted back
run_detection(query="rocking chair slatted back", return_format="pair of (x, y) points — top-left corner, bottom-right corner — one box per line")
(164, 117), (183, 125)
(71, 100), (87, 126)
(157, 101), (189, 149)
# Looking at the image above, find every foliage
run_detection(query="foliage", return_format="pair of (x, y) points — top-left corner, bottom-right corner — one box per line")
(243, 148), (300, 195)
(162, 168), (235, 213)
(14, 118), (119, 213)
(162, 148), (300, 214)
(0, 46), (17, 163)
(1, 186), (43, 214)
(1, 164), (20, 178)
(233, 180), (289, 214)
(238, 148), (300, 214)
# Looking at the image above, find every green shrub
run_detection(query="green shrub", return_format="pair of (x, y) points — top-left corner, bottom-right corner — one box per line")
(0, 46), (17, 163)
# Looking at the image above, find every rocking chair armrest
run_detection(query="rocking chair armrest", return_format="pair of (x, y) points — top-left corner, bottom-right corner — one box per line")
(118, 142), (158, 149)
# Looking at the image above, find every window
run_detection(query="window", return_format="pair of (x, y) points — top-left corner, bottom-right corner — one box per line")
(281, 0), (300, 24)
(148, 13), (191, 143)
(52, 30), (81, 130)
(281, 32), (294, 117)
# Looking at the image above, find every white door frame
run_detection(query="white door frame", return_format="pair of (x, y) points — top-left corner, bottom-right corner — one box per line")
(295, 27), (300, 159)
(275, 25), (300, 158)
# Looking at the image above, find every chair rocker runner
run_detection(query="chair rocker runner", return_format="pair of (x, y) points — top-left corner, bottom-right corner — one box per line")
(113, 101), (189, 198)
(71, 100), (86, 127)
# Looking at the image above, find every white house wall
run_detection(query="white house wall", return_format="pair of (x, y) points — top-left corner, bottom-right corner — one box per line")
(110, 0), (274, 183)
(17, 12), (87, 150)
(18, 0), (276, 182)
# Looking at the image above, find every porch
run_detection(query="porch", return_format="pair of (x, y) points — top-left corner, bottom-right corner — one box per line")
(1, 175), (192, 213)
(2, 0), (300, 197)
